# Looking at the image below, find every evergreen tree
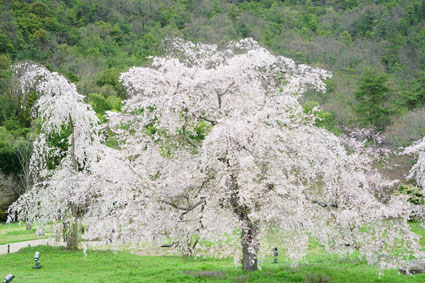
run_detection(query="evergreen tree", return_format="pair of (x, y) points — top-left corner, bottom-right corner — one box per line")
(400, 72), (425, 110)
(354, 70), (391, 130)
(414, 72), (425, 107)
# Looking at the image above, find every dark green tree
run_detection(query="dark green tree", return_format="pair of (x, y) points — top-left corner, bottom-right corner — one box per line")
(354, 70), (392, 130)
(401, 72), (425, 109)
(413, 72), (425, 107)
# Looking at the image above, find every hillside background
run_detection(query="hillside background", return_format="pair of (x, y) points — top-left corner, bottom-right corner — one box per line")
(1, 0), (425, 220)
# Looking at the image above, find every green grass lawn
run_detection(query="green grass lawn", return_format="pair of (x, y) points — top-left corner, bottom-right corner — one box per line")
(0, 222), (51, 245)
(409, 221), (425, 247)
(0, 222), (424, 282)
(0, 245), (424, 282)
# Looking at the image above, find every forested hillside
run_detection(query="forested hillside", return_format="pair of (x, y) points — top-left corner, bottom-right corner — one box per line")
(1, 0), (425, 220)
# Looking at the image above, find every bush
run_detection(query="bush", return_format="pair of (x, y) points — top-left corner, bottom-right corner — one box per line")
(394, 184), (424, 205)
(88, 93), (111, 115)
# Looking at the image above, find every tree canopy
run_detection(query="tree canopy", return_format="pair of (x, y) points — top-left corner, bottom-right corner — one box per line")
(354, 69), (391, 130)
(2, 0), (425, 219)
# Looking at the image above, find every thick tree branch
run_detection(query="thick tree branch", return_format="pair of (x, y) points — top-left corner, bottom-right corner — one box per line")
(303, 192), (338, 208)
(181, 110), (198, 149)
(69, 113), (78, 171)
(195, 114), (217, 125)
(215, 82), (235, 109)
(162, 197), (205, 214)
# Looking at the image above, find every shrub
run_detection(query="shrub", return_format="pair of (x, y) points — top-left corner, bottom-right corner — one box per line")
(394, 184), (424, 205)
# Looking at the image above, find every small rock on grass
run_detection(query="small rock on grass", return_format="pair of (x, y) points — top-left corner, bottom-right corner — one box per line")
(399, 259), (425, 274)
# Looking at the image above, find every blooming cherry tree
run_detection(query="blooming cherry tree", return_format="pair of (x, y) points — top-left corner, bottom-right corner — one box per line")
(405, 137), (425, 189)
(98, 39), (423, 271)
(8, 62), (103, 249)
(7, 41), (424, 272)
(403, 136), (425, 220)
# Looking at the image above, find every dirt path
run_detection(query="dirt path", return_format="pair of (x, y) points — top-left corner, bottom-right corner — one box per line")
(0, 239), (158, 255)
(0, 239), (65, 255)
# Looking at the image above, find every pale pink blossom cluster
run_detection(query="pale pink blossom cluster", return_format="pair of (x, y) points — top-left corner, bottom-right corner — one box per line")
(404, 137), (425, 190)
(9, 62), (104, 223)
(12, 61), (102, 178)
(340, 126), (391, 159)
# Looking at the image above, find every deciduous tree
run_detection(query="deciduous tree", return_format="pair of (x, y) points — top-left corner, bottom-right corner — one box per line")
(87, 39), (422, 271)
(8, 61), (102, 249)
(8, 40), (424, 272)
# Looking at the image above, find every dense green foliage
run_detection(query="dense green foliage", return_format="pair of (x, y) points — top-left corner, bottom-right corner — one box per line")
(0, 0), (424, 113)
(1, 0), (425, 217)
(354, 69), (391, 130)
(395, 184), (425, 205)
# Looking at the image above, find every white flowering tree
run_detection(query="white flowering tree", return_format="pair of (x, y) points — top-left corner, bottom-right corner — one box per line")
(7, 41), (424, 272)
(8, 62), (103, 249)
(405, 137), (425, 189)
(403, 137), (425, 219)
(88, 39), (423, 271)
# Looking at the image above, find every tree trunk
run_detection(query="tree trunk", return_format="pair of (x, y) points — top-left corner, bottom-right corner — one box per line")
(66, 204), (80, 250)
(66, 114), (80, 250)
(241, 223), (259, 271)
(26, 221), (32, 230)
(228, 173), (260, 271)
(66, 212), (79, 250)
(69, 114), (78, 171)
